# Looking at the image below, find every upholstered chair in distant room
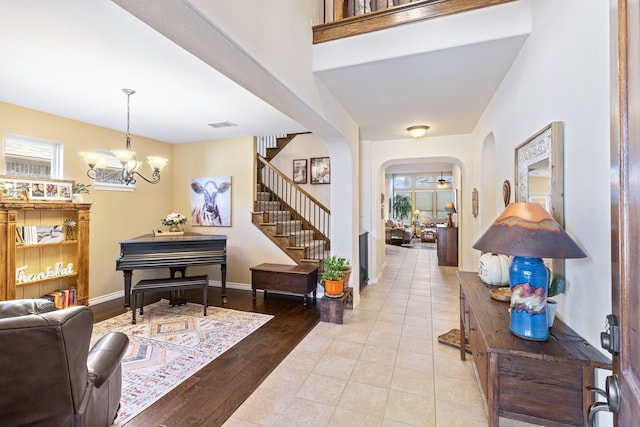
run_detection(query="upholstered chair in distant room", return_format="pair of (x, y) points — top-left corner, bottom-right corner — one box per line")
(0, 299), (128, 426)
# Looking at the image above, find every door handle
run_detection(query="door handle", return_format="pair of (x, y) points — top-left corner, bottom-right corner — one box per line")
(587, 375), (620, 427)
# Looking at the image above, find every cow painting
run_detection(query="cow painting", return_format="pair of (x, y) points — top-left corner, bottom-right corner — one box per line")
(190, 177), (232, 226)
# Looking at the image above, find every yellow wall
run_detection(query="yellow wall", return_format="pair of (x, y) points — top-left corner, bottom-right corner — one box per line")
(1, 102), (174, 300)
(172, 138), (292, 287)
(1, 101), (293, 303)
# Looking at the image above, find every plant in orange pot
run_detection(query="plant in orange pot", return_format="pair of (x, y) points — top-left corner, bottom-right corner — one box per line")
(322, 256), (347, 297)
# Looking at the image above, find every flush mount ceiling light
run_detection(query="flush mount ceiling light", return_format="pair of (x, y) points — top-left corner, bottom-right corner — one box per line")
(80, 89), (168, 185)
(406, 125), (430, 138)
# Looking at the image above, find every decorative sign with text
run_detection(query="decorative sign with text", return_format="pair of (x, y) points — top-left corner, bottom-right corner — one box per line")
(16, 262), (74, 284)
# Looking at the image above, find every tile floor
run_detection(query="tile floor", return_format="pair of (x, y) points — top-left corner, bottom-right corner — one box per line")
(224, 243), (536, 427)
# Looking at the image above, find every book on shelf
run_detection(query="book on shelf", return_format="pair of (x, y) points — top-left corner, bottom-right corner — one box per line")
(42, 288), (77, 309)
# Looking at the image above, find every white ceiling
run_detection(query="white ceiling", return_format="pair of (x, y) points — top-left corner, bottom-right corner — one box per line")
(0, 1), (527, 147)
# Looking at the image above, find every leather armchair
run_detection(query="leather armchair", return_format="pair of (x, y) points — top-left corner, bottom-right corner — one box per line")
(0, 299), (129, 426)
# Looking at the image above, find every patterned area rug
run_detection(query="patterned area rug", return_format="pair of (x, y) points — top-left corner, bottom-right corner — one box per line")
(91, 300), (273, 426)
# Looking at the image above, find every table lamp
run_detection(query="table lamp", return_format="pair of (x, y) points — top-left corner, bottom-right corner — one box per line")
(472, 203), (586, 340)
(445, 202), (456, 227)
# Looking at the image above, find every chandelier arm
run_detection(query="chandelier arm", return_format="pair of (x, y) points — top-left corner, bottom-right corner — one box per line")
(86, 169), (98, 180)
(132, 170), (161, 184)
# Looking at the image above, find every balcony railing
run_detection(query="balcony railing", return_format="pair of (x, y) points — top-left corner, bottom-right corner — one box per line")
(314, 0), (517, 43)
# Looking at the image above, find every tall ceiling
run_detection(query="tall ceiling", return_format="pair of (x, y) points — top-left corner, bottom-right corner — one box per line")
(0, 1), (527, 147)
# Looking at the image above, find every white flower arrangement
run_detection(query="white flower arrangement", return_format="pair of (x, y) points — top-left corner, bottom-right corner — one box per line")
(161, 212), (187, 227)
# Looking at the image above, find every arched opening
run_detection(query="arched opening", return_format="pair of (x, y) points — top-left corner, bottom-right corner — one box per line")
(480, 133), (497, 230)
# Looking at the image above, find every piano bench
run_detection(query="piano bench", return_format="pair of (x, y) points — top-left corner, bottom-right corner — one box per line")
(130, 275), (209, 324)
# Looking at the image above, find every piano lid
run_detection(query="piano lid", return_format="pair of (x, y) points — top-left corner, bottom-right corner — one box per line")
(119, 232), (227, 245)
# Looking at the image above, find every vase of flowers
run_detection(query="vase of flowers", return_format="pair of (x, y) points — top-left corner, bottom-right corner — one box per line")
(161, 212), (187, 232)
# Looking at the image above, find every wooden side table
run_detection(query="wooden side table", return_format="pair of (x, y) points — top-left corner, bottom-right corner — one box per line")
(320, 288), (353, 324)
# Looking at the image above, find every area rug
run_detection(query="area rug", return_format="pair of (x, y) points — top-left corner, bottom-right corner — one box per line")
(437, 328), (471, 354)
(90, 300), (273, 426)
(402, 244), (436, 250)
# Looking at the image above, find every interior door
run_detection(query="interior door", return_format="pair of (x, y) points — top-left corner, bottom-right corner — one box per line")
(609, 0), (640, 423)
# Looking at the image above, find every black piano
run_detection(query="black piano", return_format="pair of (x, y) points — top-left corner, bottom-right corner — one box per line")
(116, 232), (227, 307)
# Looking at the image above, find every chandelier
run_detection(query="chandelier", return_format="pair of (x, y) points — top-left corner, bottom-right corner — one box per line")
(80, 89), (168, 185)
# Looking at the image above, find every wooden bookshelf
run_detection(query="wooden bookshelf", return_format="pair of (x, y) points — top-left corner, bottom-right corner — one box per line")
(0, 200), (91, 306)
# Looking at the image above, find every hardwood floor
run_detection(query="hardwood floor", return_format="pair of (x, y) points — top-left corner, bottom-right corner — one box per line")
(91, 286), (320, 427)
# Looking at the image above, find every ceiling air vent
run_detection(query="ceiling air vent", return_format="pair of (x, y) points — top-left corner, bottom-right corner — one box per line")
(208, 121), (237, 129)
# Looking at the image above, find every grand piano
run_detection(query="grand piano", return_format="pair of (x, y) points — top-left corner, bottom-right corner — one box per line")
(116, 232), (227, 307)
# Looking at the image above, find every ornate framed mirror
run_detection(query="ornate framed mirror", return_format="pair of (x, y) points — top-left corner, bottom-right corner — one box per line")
(515, 121), (564, 277)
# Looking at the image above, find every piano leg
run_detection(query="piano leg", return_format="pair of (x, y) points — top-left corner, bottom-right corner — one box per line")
(123, 270), (133, 308)
(221, 263), (227, 304)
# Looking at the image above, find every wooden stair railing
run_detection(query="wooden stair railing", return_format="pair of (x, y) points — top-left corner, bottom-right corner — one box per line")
(256, 133), (310, 161)
(253, 155), (331, 271)
(315, 0), (517, 43)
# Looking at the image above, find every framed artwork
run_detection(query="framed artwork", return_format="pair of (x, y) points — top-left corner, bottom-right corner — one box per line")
(0, 176), (73, 201)
(293, 159), (307, 184)
(502, 180), (511, 207)
(189, 176), (232, 227)
(310, 157), (330, 184)
(472, 188), (479, 218)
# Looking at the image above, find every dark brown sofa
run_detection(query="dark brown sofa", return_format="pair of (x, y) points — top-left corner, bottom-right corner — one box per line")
(0, 299), (128, 426)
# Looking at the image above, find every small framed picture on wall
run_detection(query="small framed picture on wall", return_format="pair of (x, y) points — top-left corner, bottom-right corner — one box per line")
(293, 159), (307, 184)
(310, 157), (330, 184)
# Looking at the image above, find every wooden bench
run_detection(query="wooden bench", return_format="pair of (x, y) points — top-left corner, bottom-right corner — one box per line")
(130, 275), (209, 324)
(250, 263), (318, 306)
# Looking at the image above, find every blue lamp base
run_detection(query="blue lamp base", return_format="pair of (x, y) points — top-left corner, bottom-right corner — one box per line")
(509, 256), (549, 340)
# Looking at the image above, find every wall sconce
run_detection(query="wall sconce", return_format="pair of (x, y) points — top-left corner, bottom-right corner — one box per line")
(80, 89), (168, 185)
(472, 202), (587, 340)
(406, 125), (429, 138)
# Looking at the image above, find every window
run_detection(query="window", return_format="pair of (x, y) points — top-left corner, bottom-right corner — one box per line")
(435, 190), (454, 218)
(393, 175), (411, 189)
(391, 172), (455, 220)
(4, 135), (62, 179)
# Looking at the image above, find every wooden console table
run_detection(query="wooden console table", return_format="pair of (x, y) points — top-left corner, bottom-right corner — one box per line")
(457, 271), (610, 426)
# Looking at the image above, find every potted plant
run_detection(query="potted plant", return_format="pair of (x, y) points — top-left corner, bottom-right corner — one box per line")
(338, 257), (352, 291)
(392, 193), (412, 222)
(72, 182), (91, 202)
(322, 256), (349, 296)
(322, 255), (351, 296)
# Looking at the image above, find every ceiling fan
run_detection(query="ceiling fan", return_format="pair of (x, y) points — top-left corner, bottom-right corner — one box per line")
(437, 172), (449, 188)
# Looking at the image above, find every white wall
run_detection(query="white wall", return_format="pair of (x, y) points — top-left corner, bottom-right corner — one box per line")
(471, 1), (611, 352)
(269, 133), (331, 208)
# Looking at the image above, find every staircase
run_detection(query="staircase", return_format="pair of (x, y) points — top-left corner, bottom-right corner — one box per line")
(252, 134), (330, 273)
